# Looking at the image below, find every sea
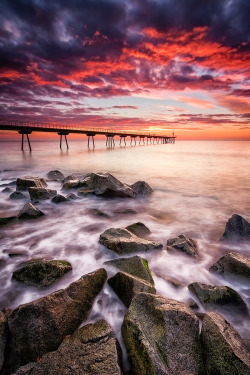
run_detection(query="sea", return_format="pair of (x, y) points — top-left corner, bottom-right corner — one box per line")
(0, 139), (250, 358)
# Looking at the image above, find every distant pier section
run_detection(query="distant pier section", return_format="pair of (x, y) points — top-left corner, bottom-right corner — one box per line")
(0, 120), (176, 151)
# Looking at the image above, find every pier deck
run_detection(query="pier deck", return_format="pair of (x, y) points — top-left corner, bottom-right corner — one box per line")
(0, 120), (176, 151)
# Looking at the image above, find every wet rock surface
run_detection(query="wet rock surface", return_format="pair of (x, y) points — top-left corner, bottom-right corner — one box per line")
(221, 214), (250, 242)
(13, 320), (123, 375)
(122, 293), (204, 375)
(125, 222), (151, 238)
(46, 170), (65, 181)
(210, 251), (250, 279)
(99, 227), (162, 254)
(201, 312), (250, 375)
(18, 202), (44, 220)
(188, 282), (248, 314)
(167, 234), (199, 258)
(16, 177), (47, 191)
(12, 259), (72, 287)
(105, 255), (154, 284)
(28, 187), (57, 200)
(108, 271), (156, 307)
(8, 268), (107, 365)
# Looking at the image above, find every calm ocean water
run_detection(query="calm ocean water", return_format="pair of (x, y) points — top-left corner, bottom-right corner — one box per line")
(0, 139), (250, 348)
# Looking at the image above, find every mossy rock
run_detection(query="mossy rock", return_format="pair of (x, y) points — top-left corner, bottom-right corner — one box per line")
(201, 312), (250, 374)
(122, 293), (204, 375)
(12, 259), (72, 287)
(188, 282), (248, 314)
(105, 255), (154, 285)
(108, 272), (156, 307)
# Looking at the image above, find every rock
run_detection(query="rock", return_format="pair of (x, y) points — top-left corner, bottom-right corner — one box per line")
(188, 282), (248, 314)
(167, 234), (199, 258)
(210, 251), (250, 279)
(2, 187), (12, 193)
(125, 222), (151, 238)
(51, 194), (68, 204)
(66, 193), (79, 200)
(86, 172), (136, 198)
(78, 188), (96, 196)
(105, 255), (154, 285)
(8, 268), (107, 364)
(221, 214), (250, 242)
(114, 208), (137, 215)
(0, 311), (7, 371)
(0, 216), (16, 227)
(163, 277), (185, 288)
(108, 272), (156, 307)
(16, 177), (47, 191)
(187, 298), (199, 310)
(99, 227), (162, 254)
(130, 181), (153, 196)
(88, 208), (110, 218)
(201, 312), (250, 374)
(28, 187), (57, 200)
(62, 175), (78, 183)
(12, 259), (72, 287)
(122, 293), (204, 375)
(18, 202), (44, 220)
(14, 320), (122, 375)
(46, 170), (64, 181)
(62, 179), (81, 190)
(12, 363), (35, 375)
(9, 191), (27, 200)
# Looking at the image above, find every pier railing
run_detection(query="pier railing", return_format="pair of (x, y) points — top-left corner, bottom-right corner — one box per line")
(0, 120), (175, 138)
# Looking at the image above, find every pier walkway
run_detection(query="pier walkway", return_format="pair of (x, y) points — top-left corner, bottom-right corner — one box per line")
(0, 120), (176, 151)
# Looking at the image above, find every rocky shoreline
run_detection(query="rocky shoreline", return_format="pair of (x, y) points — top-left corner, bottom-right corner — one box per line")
(0, 172), (250, 374)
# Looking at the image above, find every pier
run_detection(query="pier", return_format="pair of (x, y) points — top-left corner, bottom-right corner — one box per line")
(0, 120), (176, 151)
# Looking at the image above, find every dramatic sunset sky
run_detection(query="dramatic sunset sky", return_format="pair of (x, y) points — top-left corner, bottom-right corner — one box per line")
(0, 0), (250, 140)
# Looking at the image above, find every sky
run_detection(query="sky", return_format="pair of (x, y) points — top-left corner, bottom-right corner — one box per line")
(0, 0), (250, 140)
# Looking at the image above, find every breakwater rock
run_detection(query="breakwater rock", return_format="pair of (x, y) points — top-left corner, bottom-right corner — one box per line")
(7, 268), (107, 366)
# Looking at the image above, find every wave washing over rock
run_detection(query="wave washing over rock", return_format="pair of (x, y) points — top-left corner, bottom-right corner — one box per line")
(0, 169), (250, 374)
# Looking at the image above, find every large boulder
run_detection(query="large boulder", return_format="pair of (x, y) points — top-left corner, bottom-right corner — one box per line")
(125, 222), (151, 238)
(86, 172), (136, 198)
(221, 214), (250, 242)
(130, 181), (153, 196)
(46, 170), (65, 181)
(201, 312), (250, 374)
(99, 227), (162, 255)
(16, 177), (47, 191)
(0, 311), (7, 371)
(108, 272), (156, 307)
(167, 234), (199, 258)
(12, 259), (72, 287)
(8, 268), (107, 364)
(105, 255), (154, 285)
(210, 252), (250, 279)
(188, 282), (248, 314)
(28, 187), (57, 200)
(13, 320), (122, 375)
(122, 293), (204, 375)
(18, 202), (44, 220)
